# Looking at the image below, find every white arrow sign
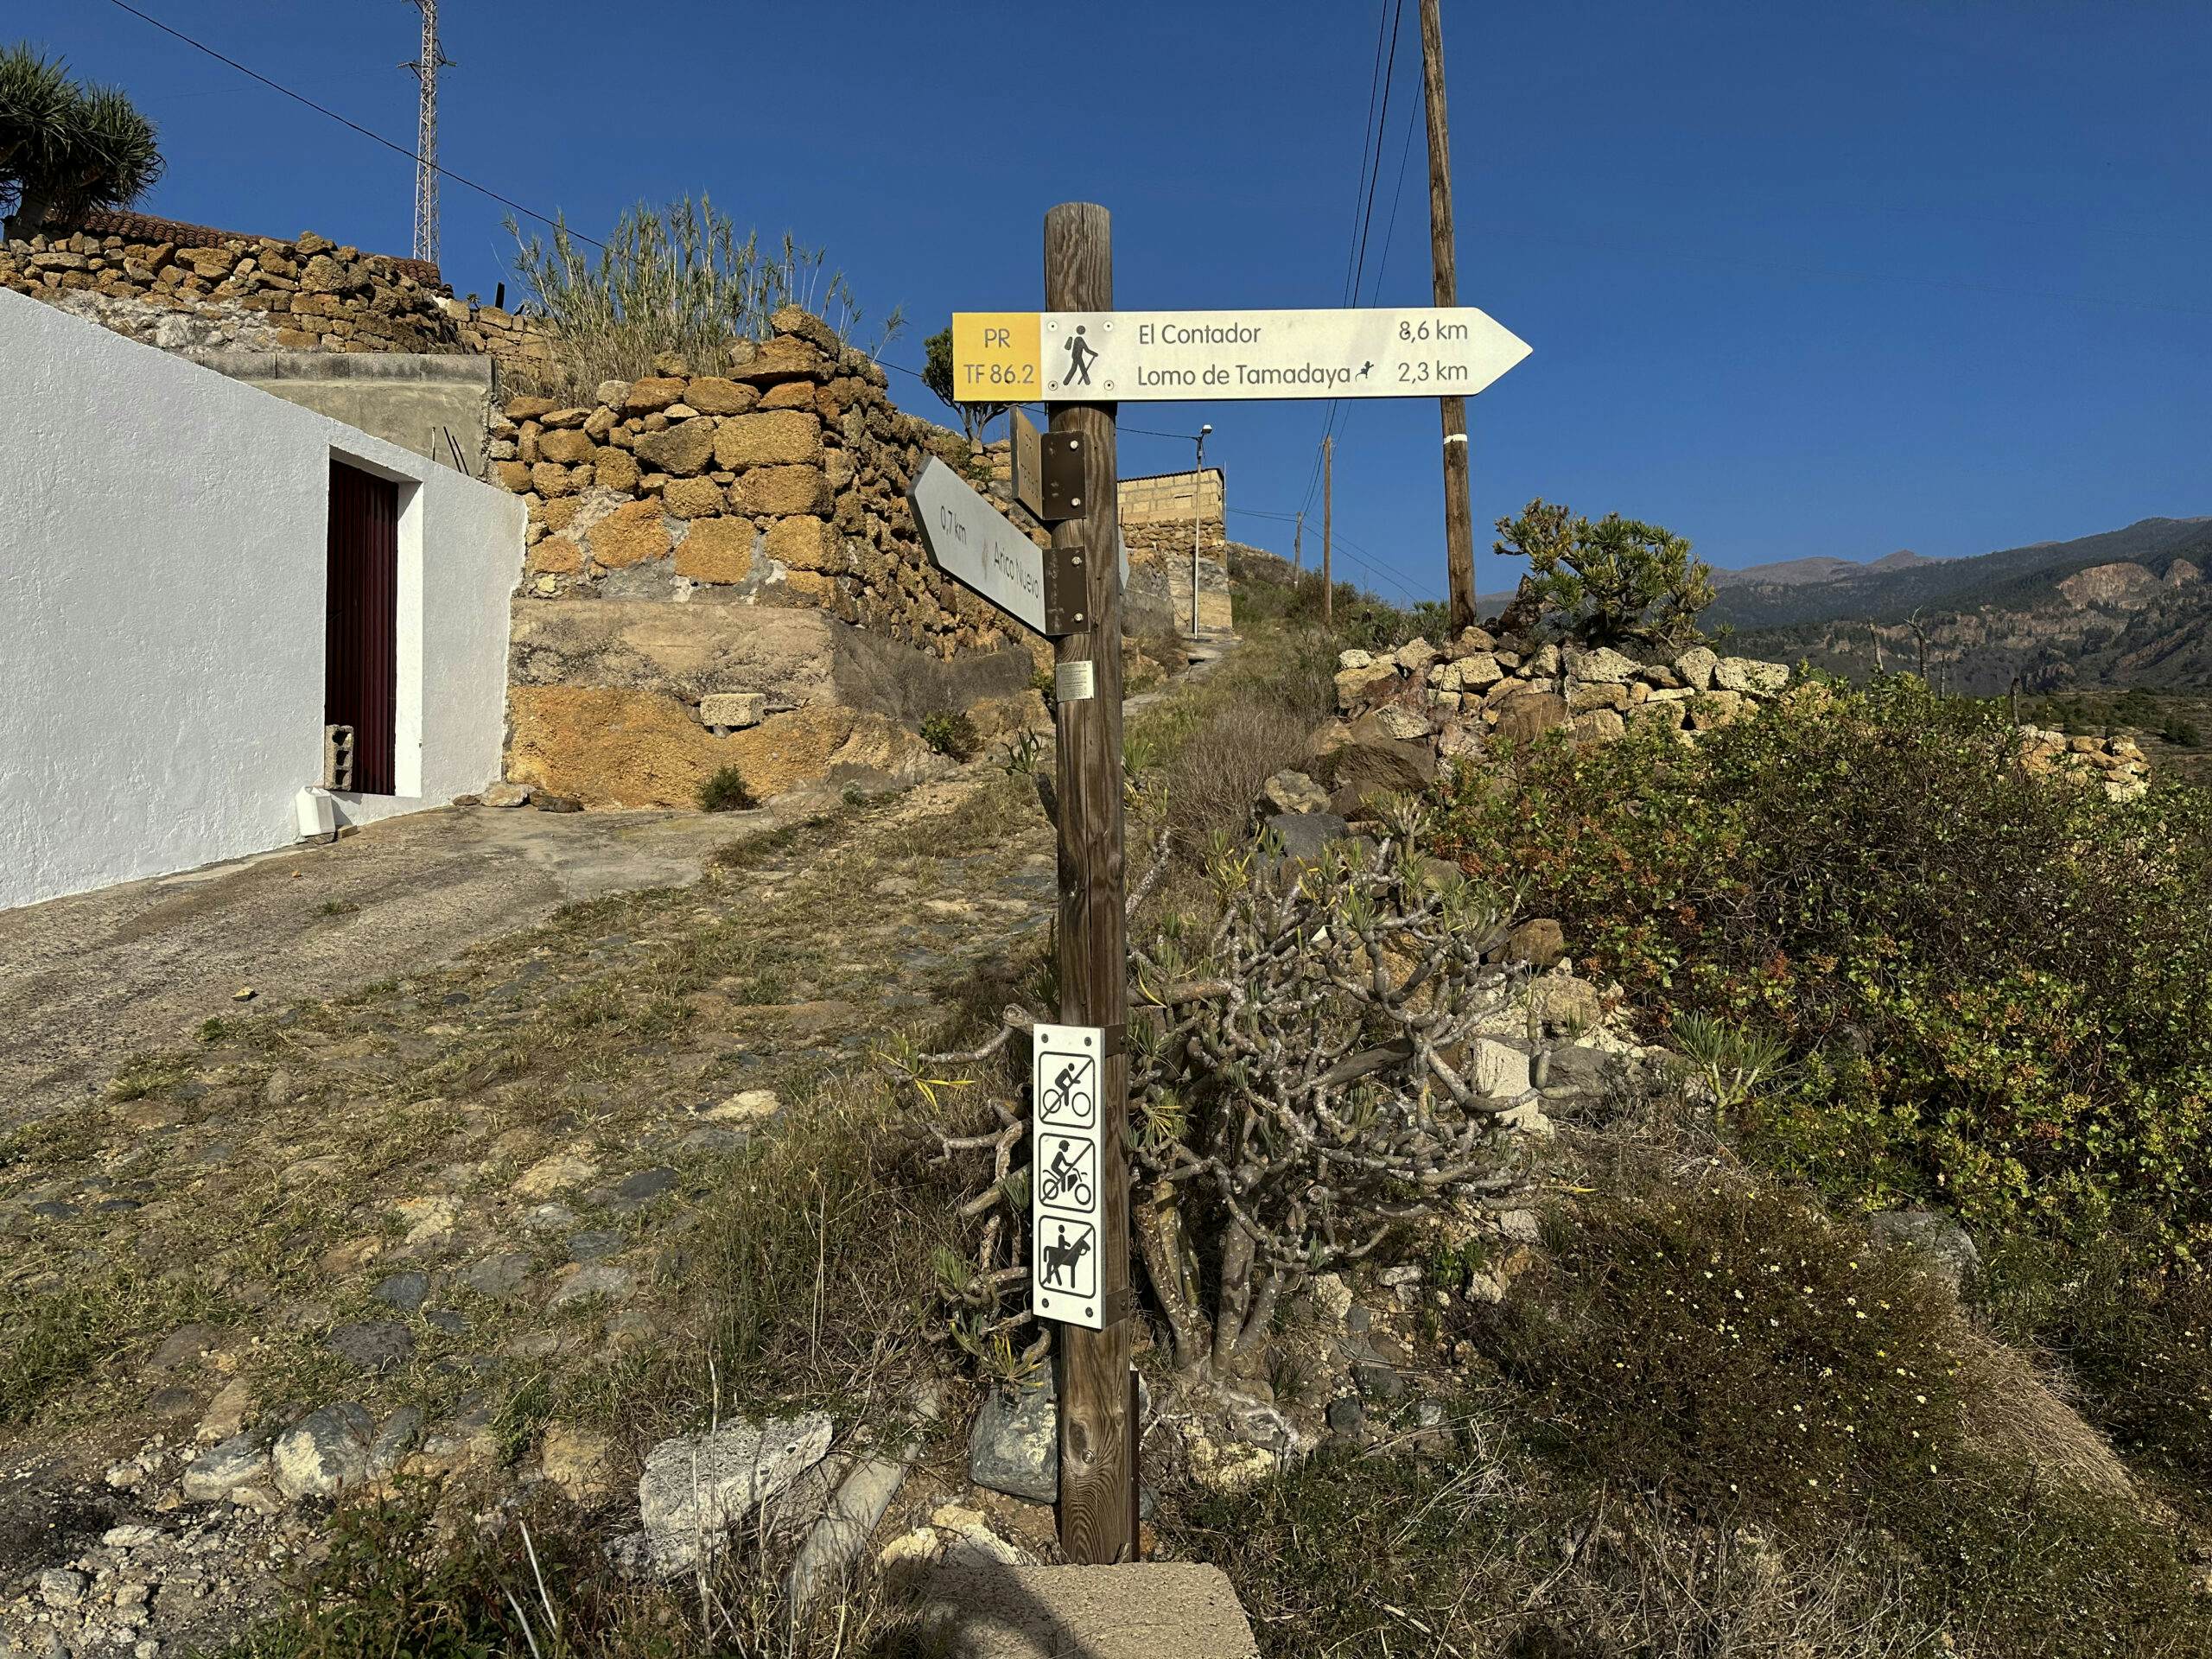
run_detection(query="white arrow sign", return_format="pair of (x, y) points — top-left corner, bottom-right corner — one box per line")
(909, 456), (1050, 634)
(908, 457), (1130, 637)
(1045, 308), (1529, 400)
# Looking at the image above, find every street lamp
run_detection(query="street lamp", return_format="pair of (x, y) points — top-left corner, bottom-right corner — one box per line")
(1191, 423), (1213, 637)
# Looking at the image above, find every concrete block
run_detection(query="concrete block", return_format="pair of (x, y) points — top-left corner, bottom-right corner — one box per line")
(918, 1561), (1259, 1657)
(699, 691), (768, 731)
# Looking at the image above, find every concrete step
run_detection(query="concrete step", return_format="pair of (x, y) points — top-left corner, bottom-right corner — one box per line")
(918, 1560), (1260, 1657)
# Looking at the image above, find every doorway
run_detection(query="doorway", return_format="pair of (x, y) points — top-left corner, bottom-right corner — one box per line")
(325, 461), (400, 795)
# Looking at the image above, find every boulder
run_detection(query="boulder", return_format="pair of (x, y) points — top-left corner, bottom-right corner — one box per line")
(684, 376), (759, 416)
(1564, 646), (1640, 684)
(1713, 657), (1789, 696)
(1261, 811), (1353, 864)
(1674, 645), (1719, 690)
(1503, 918), (1567, 967)
(625, 376), (688, 412)
(674, 518), (754, 584)
(639, 1413), (833, 1574)
(1393, 638), (1439, 674)
(1332, 660), (1400, 712)
(1452, 652), (1504, 690)
(636, 417), (717, 478)
(699, 691), (768, 730)
(1312, 716), (1436, 817)
(1868, 1211), (1980, 1292)
(1572, 708), (1628, 744)
(1258, 769), (1330, 817)
(1488, 690), (1571, 745)
(181, 1432), (271, 1502)
(1527, 972), (1603, 1033)
(1374, 704), (1431, 741)
(712, 410), (824, 469)
(969, 1387), (1057, 1503)
(272, 1403), (375, 1500)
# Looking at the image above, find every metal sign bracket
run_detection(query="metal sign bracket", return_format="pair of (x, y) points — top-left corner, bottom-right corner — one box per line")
(1041, 544), (1090, 633)
(1039, 432), (1090, 522)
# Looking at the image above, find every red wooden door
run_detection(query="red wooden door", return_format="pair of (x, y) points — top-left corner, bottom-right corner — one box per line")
(325, 462), (399, 795)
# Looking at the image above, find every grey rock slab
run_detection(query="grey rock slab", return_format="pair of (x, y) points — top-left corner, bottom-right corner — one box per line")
(461, 1253), (532, 1300)
(181, 1433), (270, 1502)
(550, 1262), (633, 1306)
(607, 1167), (677, 1211)
(639, 1413), (834, 1576)
(327, 1319), (414, 1372)
(1259, 811), (1352, 866)
(1869, 1210), (1980, 1291)
(918, 1561), (1260, 1658)
(369, 1405), (426, 1476)
(968, 1388), (1057, 1504)
(272, 1402), (375, 1499)
(372, 1271), (430, 1313)
(566, 1230), (626, 1262)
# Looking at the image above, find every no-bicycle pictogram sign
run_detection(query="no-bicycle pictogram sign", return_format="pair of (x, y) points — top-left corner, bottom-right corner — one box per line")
(1032, 1022), (1106, 1330)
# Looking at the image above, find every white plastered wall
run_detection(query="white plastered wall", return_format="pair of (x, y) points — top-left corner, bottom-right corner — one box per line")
(0, 289), (525, 912)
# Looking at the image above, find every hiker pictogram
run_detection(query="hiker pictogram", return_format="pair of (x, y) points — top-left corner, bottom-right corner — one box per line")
(1062, 324), (1101, 385)
(1040, 1220), (1096, 1294)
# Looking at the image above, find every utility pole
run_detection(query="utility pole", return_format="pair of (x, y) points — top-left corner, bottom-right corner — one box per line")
(1322, 434), (1334, 630)
(1043, 201), (1136, 1566)
(1419, 0), (1477, 635)
(1293, 510), (1303, 573)
(404, 0), (452, 268)
(1191, 424), (1212, 637)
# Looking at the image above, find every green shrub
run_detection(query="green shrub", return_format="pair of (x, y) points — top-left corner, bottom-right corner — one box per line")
(1471, 1185), (2207, 1657)
(918, 709), (981, 761)
(1429, 676), (2212, 1257)
(696, 766), (757, 812)
(1493, 498), (1714, 646)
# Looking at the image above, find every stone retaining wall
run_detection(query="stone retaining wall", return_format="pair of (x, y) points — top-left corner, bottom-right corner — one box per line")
(491, 307), (1074, 806)
(0, 211), (553, 376)
(2017, 726), (2151, 801)
(1334, 626), (1794, 760)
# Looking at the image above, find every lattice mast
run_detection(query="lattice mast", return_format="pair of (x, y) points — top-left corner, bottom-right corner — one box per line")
(404, 0), (451, 267)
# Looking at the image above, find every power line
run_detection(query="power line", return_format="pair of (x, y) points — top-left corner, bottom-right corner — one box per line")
(1345, 0), (1407, 309)
(101, 0), (602, 251)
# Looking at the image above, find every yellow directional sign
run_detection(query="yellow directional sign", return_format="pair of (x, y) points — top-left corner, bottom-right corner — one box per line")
(951, 312), (1042, 402)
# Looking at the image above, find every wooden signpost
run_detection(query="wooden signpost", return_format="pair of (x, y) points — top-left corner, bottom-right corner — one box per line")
(919, 207), (1529, 1567)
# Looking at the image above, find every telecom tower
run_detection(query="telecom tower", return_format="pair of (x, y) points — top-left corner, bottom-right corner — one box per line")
(404, 0), (452, 267)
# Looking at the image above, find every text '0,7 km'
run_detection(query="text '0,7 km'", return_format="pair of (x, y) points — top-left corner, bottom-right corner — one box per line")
(952, 307), (1530, 403)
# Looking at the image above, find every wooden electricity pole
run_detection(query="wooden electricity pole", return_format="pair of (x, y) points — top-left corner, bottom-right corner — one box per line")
(1322, 435), (1335, 629)
(1044, 200), (1137, 1564)
(1293, 510), (1304, 573)
(1419, 0), (1477, 635)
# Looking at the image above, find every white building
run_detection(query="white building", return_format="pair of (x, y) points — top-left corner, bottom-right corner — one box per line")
(0, 289), (526, 911)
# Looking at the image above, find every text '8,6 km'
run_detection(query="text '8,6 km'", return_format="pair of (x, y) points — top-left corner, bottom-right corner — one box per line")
(952, 308), (1531, 403)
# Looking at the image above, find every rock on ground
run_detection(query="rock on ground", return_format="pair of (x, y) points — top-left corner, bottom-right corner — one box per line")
(638, 1413), (833, 1575)
(969, 1387), (1057, 1504)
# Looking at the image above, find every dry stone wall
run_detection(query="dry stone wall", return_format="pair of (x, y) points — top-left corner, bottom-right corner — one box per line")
(496, 307), (1028, 658)
(493, 307), (1063, 806)
(2017, 727), (2151, 801)
(1332, 626), (1796, 761)
(0, 210), (553, 374)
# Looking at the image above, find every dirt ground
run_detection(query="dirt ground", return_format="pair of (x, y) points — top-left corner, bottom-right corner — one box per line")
(0, 799), (804, 1129)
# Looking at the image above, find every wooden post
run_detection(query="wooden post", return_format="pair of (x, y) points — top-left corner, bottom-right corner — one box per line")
(1293, 510), (1304, 573)
(1322, 435), (1334, 629)
(1420, 0), (1477, 636)
(1044, 200), (1136, 1565)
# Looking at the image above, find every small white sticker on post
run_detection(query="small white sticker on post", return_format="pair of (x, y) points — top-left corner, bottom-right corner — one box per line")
(1054, 660), (1096, 703)
(1033, 1021), (1106, 1330)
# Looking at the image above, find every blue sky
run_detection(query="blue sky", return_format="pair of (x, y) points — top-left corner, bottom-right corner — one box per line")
(48, 0), (2212, 602)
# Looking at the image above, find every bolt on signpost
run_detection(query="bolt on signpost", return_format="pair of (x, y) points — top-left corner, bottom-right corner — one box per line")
(925, 207), (1529, 1564)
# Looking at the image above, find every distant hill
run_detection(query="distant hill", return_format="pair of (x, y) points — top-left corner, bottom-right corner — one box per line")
(1706, 518), (2212, 694)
